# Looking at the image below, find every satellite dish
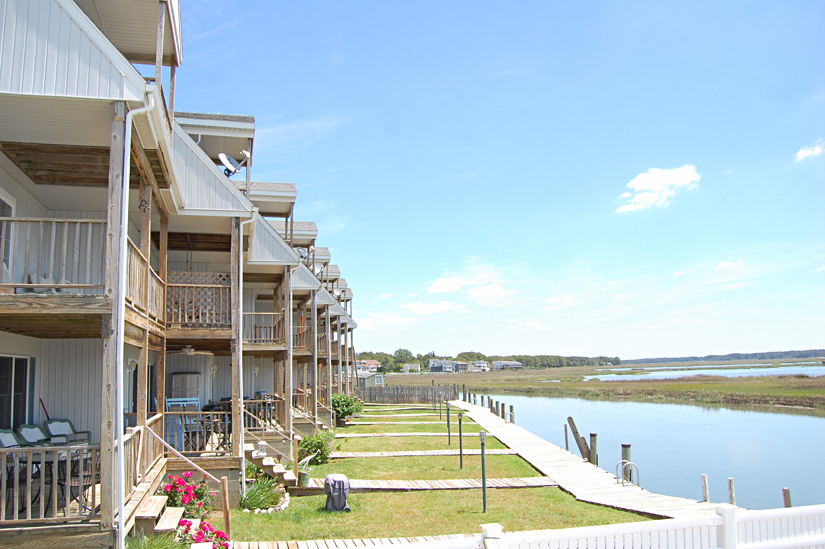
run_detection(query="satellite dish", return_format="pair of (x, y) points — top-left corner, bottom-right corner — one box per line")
(297, 247), (308, 259)
(218, 149), (251, 176)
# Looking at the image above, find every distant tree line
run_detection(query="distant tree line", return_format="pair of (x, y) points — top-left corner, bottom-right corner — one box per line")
(625, 349), (825, 364)
(356, 349), (621, 373)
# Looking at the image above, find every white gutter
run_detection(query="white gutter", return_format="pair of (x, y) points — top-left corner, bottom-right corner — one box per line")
(237, 209), (257, 491)
(116, 93), (155, 549)
(287, 263), (299, 456)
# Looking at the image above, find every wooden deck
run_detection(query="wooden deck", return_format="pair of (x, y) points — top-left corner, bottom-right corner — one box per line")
(348, 422), (443, 425)
(330, 449), (517, 458)
(451, 401), (719, 519)
(355, 414), (442, 418)
(289, 476), (556, 495)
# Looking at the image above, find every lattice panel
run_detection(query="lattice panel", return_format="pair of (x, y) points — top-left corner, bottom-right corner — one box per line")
(167, 271), (231, 286)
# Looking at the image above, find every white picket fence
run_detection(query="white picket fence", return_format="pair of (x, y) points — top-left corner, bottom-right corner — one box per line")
(399, 504), (825, 549)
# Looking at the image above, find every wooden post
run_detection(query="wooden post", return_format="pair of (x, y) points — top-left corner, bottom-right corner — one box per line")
(783, 488), (792, 508)
(567, 417), (590, 461)
(728, 477), (736, 505)
(564, 424), (569, 451)
(310, 290), (318, 421)
(136, 176), (151, 440)
(285, 266), (293, 437)
(157, 214), (168, 418)
(589, 433), (598, 466)
(100, 101), (126, 529)
(325, 306), (332, 406)
(230, 217), (242, 456)
(221, 476), (231, 539)
(702, 474), (710, 502)
(622, 444), (632, 482)
(509, 405), (514, 424)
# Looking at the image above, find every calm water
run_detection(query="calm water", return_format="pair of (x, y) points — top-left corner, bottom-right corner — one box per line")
(482, 394), (825, 510)
(584, 364), (825, 381)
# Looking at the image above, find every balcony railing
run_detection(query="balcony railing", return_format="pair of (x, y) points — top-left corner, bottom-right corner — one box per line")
(166, 272), (231, 328)
(0, 444), (100, 522)
(0, 217), (105, 293)
(242, 312), (285, 345)
(293, 326), (310, 350)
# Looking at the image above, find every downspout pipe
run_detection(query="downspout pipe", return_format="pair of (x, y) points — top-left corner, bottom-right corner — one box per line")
(116, 92), (155, 549)
(237, 210), (257, 490)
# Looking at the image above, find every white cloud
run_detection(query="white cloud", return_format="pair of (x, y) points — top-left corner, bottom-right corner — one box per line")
(357, 312), (421, 334)
(673, 270), (687, 278)
(542, 294), (575, 310)
(408, 292), (418, 297)
(716, 259), (744, 271)
(467, 284), (518, 305)
(795, 139), (823, 162)
(400, 301), (466, 315)
(724, 281), (750, 290)
(616, 165), (700, 212)
(378, 293), (391, 299)
(428, 276), (466, 293)
(813, 265), (825, 273)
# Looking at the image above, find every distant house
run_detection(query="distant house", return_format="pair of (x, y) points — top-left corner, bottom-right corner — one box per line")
(358, 372), (384, 389)
(492, 360), (523, 370)
(470, 361), (489, 372)
(454, 361), (470, 372)
(357, 359), (381, 373)
(428, 359), (455, 373)
(402, 363), (421, 373)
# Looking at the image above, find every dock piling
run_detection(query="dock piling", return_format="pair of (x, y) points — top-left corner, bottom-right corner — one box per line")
(621, 444), (632, 482)
(480, 431), (487, 513)
(509, 405), (515, 424)
(783, 488), (792, 508)
(589, 433), (598, 466)
(500, 402), (506, 420)
(564, 424), (569, 451)
(567, 416), (590, 460)
(728, 477), (736, 505)
(702, 474), (710, 502)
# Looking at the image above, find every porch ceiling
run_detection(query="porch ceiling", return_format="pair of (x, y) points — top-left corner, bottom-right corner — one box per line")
(0, 142), (168, 190)
(166, 339), (231, 356)
(0, 313), (104, 338)
(151, 232), (249, 252)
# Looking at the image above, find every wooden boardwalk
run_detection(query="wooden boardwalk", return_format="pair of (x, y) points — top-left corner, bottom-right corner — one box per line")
(335, 432), (477, 438)
(290, 476), (556, 494)
(330, 449), (517, 458)
(451, 401), (719, 519)
(230, 533), (477, 548)
(348, 421), (443, 425)
(355, 413), (441, 418)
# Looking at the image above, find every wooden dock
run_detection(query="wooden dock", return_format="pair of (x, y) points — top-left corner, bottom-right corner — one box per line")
(335, 432), (477, 438)
(451, 401), (719, 519)
(230, 533), (477, 548)
(289, 476), (556, 495)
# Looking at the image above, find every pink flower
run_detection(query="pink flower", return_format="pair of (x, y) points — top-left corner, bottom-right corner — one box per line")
(195, 531), (206, 543)
(181, 495), (192, 505)
(182, 471), (193, 478)
(197, 501), (203, 508)
(215, 531), (228, 540)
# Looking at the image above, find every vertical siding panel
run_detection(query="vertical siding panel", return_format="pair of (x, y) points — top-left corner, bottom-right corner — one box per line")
(87, 40), (101, 97)
(20, 0), (37, 95)
(2, 0), (20, 92)
(43, 0), (58, 96)
(65, 14), (79, 96)
(31, 0), (49, 95)
(76, 29), (90, 97)
(54, 2), (69, 95)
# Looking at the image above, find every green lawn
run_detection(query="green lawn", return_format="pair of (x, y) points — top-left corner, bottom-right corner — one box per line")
(214, 488), (648, 541)
(341, 422), (483, 434)
(310, 454), (540, 480)
(334, 434), (507, 452)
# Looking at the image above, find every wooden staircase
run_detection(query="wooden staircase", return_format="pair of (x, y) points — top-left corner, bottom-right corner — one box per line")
(243, 443), (297, 486)
(134, 495), (185, 536)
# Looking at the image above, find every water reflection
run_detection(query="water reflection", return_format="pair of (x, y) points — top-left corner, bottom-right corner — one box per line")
(483, 394), (825, 510)
(584, 364), (825, 381)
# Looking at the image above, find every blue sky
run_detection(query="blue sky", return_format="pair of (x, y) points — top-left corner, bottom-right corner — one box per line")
(177, 1), (824, 360)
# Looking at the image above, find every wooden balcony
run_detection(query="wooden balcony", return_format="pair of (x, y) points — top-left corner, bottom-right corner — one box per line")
(0, 217), (111, 338)
(166, 271), (231, 338)
(242, 312), (285, 352)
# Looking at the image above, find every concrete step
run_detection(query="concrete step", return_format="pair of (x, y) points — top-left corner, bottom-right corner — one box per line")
(135, 495), (167, 535)
(155, 506), (185, 533)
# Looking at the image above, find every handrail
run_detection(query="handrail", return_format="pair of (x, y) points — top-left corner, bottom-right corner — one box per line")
(144, 425), (231, 538)
(242, 408), (292, 463)
(615, 460), (640, 486)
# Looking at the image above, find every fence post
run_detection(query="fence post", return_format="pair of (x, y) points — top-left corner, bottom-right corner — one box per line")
(716, 503), (737, 549)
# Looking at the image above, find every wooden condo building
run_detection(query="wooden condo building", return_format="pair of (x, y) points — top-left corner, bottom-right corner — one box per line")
(0, 0), (358, 546)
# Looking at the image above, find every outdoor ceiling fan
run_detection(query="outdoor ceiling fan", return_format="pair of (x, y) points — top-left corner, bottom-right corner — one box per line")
(170, 345), (214, 356)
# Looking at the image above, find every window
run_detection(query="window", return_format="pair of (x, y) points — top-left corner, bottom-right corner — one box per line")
(0, 356), (33, 430)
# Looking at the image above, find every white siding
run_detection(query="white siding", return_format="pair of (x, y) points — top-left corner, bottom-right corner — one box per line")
(172, 122), (252, 215)
(0, 0), (143, 100)
(247, 214), (299, 265)
(166, 353), (275, 407)
(292, 263), (321, 291)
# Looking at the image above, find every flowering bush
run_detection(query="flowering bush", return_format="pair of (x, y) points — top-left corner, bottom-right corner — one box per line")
(159, 471), (214, 520)
(178, 519), (229, 548)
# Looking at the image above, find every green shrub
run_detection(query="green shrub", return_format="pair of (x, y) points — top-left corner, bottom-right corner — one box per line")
(125, 533), (179, 549)
(331, 394), (363, 422)
(298, 430), (336, 465)
(240, 477), (284, 510)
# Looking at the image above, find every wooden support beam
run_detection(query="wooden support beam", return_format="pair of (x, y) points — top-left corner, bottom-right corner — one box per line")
(130, 127), (170, 221)
(310, 290), (318, 420)
(230, 217), (242, 457)
(100, 101), (126, 529)
(155, 1), (166, 86)
(284, 266), (292, 437)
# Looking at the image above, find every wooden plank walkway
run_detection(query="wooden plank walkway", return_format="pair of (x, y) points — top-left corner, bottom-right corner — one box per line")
(348, 421), (443, 425)
(290, 476), (556, 494)
(335, 432), (477, 438)
(230, 533), (477, 548)
(330, 449), (517, 458)
(355, 413), (441, 417)
(451, 401), (719, 519)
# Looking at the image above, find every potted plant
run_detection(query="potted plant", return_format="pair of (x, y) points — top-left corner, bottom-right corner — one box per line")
(331, 394), (363, 427)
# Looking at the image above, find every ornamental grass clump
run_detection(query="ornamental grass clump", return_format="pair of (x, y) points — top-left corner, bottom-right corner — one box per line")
(240, 477), (285, 510)
(159, 471), (214, 520)
(178, 519), (229, 548)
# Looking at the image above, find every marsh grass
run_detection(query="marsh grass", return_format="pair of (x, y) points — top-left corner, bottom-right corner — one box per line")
(213, 488), (648, 541)
(311, 454), (540, 480)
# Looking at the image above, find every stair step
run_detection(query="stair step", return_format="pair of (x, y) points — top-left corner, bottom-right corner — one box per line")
(261, 456), (277, 467)
(282, 470), (297, 485)
(271, 462), (287, 474)
(136, 495), (167, 520)
(155, 506), (185, 533)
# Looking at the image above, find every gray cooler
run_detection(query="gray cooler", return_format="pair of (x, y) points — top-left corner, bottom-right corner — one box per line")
(324, 473), (350, 512)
